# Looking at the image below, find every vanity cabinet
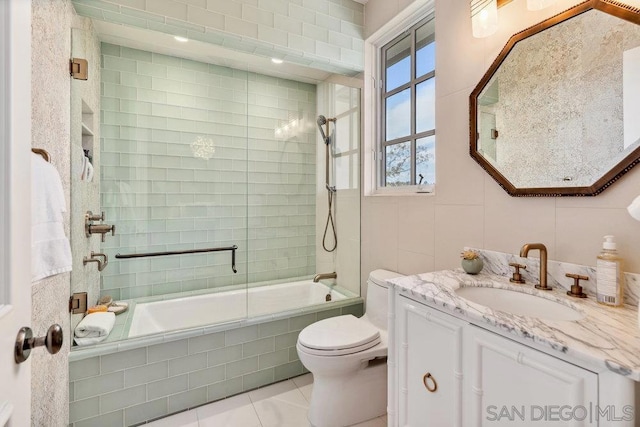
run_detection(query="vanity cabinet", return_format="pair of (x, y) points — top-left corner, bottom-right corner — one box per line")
(395, 296), (466, 426)
(464, 325), (598, 427)
(392, 295), (601, 427)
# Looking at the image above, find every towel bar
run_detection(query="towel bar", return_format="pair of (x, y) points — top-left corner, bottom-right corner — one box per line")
(115, 245), (238, 273)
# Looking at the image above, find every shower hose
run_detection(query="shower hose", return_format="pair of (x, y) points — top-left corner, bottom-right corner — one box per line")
(322, 188), (337, 252)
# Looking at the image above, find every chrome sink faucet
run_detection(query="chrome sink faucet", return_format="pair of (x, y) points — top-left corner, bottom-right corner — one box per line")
(519, 243), (551, 290)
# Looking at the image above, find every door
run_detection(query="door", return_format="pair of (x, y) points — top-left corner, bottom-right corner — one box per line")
(464, 325), (598, 427)
(397, 296), (466, 427)
(0, 1), (32, 425)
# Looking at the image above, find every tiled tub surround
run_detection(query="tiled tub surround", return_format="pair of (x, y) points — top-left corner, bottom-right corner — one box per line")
(69, 300), (363, 426)
(72, 0), (364, 75)
(388, 270), (640, 381)
(100, 43), (318, 300)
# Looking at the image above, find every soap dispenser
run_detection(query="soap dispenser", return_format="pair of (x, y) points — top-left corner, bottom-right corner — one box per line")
(596, 235), (624, 307)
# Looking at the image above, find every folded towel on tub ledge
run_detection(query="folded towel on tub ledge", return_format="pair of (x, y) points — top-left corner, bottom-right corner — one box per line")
(74, 312), (116, 346)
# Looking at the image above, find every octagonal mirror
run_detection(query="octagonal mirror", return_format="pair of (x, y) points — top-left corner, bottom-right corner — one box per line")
(470, 0), (640, 196)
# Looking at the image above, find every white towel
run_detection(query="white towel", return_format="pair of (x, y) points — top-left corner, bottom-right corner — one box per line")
(74, 312), (116, 347)
(85, 160), (94, 182)
(31, 153), (73, 282)
(74, 336), (111, 346)
(80, 148), (88, 181)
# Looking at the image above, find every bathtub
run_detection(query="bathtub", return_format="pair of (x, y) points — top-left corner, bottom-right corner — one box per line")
(128, 279), (346, 338)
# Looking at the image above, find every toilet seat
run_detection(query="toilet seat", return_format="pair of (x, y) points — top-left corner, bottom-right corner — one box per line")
(298, 315), (381, 356)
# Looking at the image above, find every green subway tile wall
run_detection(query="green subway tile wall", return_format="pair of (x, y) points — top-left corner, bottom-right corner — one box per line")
(69, 302), (363, 426)
(100, 43), (317, 300)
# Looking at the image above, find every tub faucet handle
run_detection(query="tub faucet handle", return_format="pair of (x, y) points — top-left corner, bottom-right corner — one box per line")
(86, 210), (104, 221)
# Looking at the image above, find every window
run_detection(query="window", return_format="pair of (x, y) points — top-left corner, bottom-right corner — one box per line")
(379, 16), (435, 189)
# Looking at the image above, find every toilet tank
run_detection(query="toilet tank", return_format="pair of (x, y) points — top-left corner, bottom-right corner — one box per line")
(365, 269), (404, 330)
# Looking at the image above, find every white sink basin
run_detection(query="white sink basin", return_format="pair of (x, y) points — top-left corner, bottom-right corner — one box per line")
(455, 286), (584, 321)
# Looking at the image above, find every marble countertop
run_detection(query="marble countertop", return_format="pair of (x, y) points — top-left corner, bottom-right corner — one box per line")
(388, 270), (640, 381)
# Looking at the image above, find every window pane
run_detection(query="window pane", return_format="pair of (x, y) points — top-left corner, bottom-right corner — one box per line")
(416, 79), (435, 133)
(386, 88), (411, 140)
(416, 20), (435, 78)
(416, 136), (435, 185)
(385, 34), (411, 91)
(386, 141), (412, 186)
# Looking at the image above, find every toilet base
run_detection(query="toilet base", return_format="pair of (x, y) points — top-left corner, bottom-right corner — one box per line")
(308, 360), (387, 427)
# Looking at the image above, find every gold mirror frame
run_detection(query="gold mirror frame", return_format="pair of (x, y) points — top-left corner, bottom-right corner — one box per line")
(469, 0), (640, 197)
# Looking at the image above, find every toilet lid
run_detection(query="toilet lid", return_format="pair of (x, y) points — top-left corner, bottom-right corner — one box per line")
(298, 315), (381, 352)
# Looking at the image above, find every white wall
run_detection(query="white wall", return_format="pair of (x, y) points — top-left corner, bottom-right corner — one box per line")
(361, 0), (640, 295)
(364, 0), (417, 38)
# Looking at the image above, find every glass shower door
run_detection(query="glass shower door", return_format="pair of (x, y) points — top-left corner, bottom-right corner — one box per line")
(245, 74), (318, 318)
(99, 50), (250, 338)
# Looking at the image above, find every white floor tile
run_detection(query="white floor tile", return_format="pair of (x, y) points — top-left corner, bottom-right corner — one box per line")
(291, 373), (313, 388)
(350, 416), (387, 427)
(292, 373), (313, 403)
(146, 376), (358, 427)
(146, 409), (199, 427)
(249, 380), (310, 427)
(197, 394), (262, 427)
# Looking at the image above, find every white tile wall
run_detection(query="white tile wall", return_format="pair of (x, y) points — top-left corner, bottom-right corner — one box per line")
(100, 43), (317, 300)
(72, 0), (365, 75)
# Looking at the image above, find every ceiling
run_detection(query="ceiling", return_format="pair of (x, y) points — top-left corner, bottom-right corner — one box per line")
(93, 21), (333, 84)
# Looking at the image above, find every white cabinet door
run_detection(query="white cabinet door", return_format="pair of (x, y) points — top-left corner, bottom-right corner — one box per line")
(0, 1), (32, 425)
(464, 325), (598, 427)
(396, 296), (466, 427)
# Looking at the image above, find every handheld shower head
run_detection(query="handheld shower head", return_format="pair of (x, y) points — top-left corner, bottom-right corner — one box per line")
(317, 115), (329, 144)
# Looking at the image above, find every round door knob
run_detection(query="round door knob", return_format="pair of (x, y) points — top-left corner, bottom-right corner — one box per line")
(15, 324), (63, 364)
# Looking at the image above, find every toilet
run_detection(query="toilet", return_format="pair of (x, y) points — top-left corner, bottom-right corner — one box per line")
(297, 269), (404, 427)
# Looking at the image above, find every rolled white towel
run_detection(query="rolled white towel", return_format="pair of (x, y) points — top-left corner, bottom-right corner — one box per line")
(74, 335), (111, 346)
(74, 312), (115, 339)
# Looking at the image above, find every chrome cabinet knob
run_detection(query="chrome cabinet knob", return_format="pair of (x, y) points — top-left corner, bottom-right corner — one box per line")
(15, 324), (63, 364)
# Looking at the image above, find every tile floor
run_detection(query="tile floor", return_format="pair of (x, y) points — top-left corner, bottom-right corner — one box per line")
(146, 374), (388, 427)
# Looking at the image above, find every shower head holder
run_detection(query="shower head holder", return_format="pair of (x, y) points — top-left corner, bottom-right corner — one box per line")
(316, 115), (336, 145)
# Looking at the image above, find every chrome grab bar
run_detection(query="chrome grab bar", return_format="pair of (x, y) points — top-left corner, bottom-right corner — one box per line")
(115, 245), (238, 273)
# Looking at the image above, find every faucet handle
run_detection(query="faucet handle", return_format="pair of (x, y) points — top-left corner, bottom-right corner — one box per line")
(566, 273), (588, 298)
(509, 262), (526, 284)
(86, 210), (105, 222)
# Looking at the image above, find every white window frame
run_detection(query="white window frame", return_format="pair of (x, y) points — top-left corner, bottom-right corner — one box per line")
(363, 0), (436, 197)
